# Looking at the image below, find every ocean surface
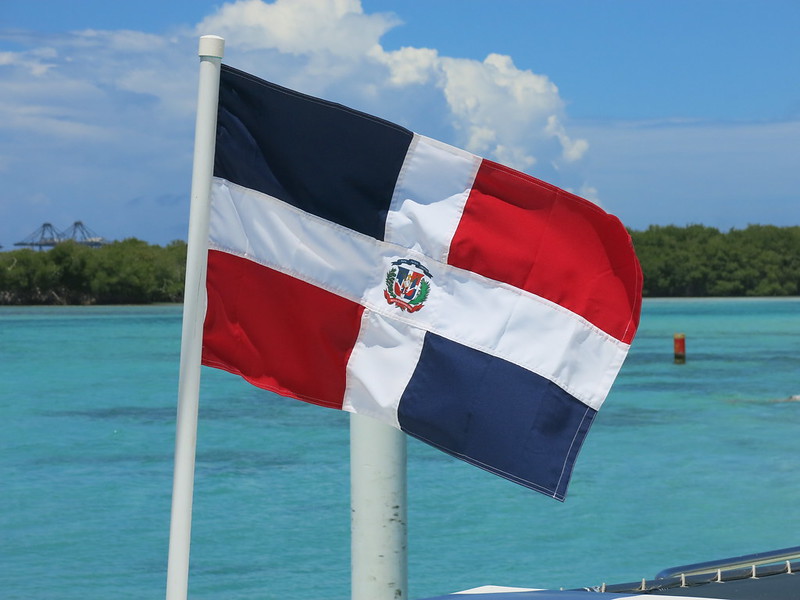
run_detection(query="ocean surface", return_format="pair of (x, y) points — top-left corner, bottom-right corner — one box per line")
(2, 298), (799, 600)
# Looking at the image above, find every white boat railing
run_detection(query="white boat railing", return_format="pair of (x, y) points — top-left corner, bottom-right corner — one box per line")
(656, 545), (800, 579)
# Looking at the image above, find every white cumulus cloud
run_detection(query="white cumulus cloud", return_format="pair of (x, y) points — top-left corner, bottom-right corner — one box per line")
(199, 0), (588, 175)
(197, 0), (398, 57)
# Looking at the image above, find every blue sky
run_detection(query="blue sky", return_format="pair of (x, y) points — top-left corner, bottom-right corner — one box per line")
(1, 0), (798, 247)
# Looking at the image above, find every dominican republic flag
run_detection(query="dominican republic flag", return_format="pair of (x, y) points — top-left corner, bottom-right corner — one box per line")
(202, 64), (643, 500)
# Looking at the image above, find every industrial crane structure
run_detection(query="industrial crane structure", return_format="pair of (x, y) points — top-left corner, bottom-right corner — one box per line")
(13, 221), (108, 249)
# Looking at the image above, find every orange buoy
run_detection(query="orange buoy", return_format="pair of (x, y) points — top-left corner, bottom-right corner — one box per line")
(674, 333), (686, 364)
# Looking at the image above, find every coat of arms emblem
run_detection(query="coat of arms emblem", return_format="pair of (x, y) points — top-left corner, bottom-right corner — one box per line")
(384, 259), (432, 312)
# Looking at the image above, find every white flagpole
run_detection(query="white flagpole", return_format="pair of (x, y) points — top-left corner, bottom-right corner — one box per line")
(165, 34), (224, 600)
(351, 414), (408, 600)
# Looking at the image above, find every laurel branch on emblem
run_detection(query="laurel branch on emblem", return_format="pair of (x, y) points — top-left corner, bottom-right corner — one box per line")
(385, 267), (397, 291)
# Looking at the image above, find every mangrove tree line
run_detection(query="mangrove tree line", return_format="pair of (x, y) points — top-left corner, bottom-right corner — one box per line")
(630, 224), (800, 297)
(0, 238), (187, 304)
(0, 225), (798, 304)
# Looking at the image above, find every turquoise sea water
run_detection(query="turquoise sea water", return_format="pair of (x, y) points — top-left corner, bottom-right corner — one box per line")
(2, 298), (799, 599)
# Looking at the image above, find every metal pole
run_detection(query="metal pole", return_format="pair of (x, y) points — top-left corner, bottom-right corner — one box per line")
(165, 34), (224, 600)
(351, 414), (408, 600)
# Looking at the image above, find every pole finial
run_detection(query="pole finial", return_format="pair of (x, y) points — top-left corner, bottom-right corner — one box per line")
(198, 35), (225, 59)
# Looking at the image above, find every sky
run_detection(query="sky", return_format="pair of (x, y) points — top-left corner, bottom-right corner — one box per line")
(1, 0), (798, 247)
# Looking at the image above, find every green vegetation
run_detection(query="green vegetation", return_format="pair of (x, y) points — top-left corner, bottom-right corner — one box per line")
(630, 225), (800, 297)
(0, 239), (187, 305)
(0, 225), (798, 304)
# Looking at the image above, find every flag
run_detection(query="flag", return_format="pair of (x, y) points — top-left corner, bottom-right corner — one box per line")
(202, 64), (642, 500)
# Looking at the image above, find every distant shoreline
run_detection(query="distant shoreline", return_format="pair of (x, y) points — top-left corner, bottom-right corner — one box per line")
(2, 224), (799, 304)
(0, 238), (187, 306)
(1, 294), (798, 308)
